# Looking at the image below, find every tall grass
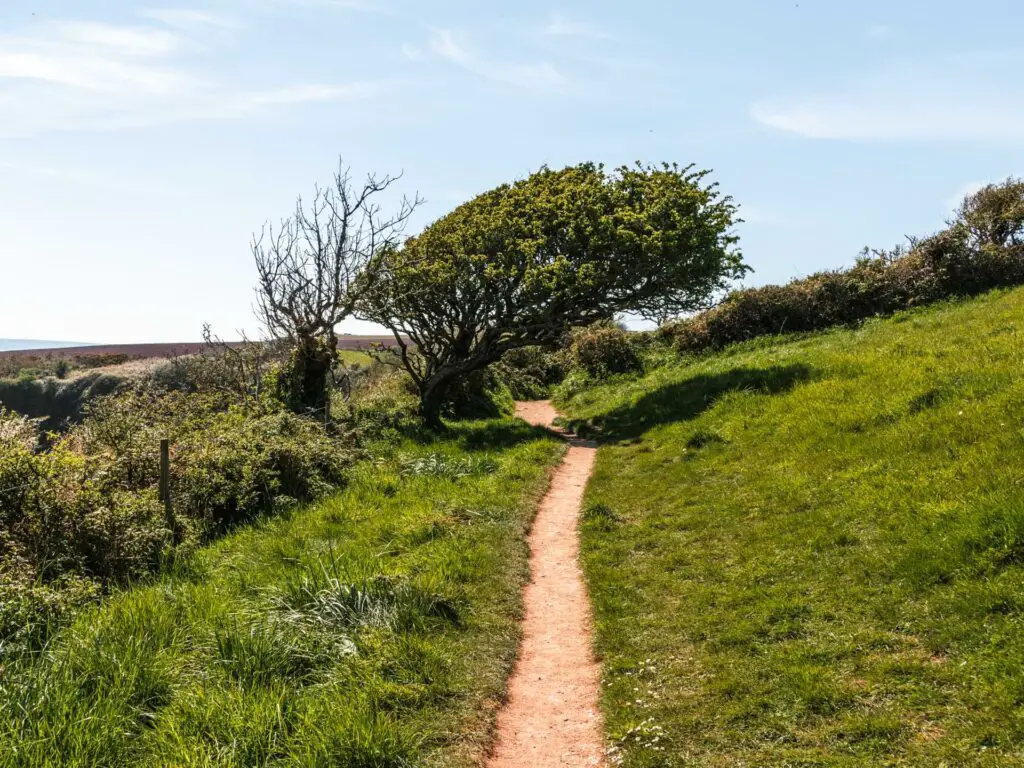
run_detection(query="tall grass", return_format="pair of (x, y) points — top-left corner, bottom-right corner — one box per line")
(560, 286), (1024, 766)
(0, 417), (562, 767)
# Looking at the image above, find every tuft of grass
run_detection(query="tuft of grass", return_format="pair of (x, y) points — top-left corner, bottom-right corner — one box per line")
(0, 417), (563, 768)
(560, 286), (1024, 766)
(397, 453), (499, 479)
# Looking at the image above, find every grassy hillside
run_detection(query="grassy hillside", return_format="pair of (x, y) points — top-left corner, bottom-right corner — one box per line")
(0, 418), (562, 768)
(559, 286), (1024, 766)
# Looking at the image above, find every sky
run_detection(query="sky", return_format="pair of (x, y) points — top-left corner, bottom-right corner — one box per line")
(1, 0), (1022, 343)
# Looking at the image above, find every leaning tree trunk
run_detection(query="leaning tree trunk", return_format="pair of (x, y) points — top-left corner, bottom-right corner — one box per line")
(418, 366), (463, 430)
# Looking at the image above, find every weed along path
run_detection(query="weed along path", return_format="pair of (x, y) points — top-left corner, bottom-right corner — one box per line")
(488, 400), (605, 768)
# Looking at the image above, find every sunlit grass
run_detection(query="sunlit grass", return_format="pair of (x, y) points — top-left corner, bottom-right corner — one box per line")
(561, 287), (1024, 766)
(0, 418), (563, 768)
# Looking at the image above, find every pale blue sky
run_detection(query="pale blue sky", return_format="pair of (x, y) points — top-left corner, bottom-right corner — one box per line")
(1, 0), (1022, 342)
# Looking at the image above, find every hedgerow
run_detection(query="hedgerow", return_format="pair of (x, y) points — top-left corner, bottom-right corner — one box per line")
(661, 178), (1024, 354)
(0, 389), (353, 653)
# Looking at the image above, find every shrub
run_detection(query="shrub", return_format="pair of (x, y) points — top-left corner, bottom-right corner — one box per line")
(0, 389), (353, 652)
(492, 346), (565, 400)
(563, 324), (644, 378)
(955, 176), (1024, 250)
(661, 223), (1024, 355)
(439, 367), (514, 420)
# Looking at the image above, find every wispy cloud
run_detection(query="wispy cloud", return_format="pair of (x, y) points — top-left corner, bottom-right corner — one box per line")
(865, 24), (894, 40)
(752, 56), (1024, 141)
(140, 9), (240, 30)
(428, 27), (565, 90)
(540, 13), (610, 40)
(0, 17), (370, 136)
(260, 0), (392, 14)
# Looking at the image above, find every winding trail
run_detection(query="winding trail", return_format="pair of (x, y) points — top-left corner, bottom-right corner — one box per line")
(488, 401), (605, 768)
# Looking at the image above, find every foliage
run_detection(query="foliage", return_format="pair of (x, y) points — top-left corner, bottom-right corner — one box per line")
(560, 285), (1024, 766)
(0, 418), (563, 767)
(954, 176), (1024, 250)
(0, 388), (353, 654)
(437, 367), (514, 421)
(662, 180), (1024, 356)
(361, 162), (746, 424)
(349, 365), (422, 442)
(0, 352), (130, 381)
(491, 346), (566, 400)
(150, 331), (286, 413)
(562, 323), (645, 379)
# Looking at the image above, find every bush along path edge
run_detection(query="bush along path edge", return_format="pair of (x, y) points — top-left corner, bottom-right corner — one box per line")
(488, 400), (605, 768)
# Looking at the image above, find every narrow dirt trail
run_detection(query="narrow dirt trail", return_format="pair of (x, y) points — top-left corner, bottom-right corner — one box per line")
(488, 401), (605, 768)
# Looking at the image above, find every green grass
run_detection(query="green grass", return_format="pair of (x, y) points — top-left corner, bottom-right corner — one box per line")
(559, 287), (1024, 766)
(0, 417), (563, 767)
(340, 349), (375, 367)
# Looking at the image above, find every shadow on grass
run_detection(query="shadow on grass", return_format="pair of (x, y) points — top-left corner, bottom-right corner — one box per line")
(409, 417), (552, 452)
(574, 363), (814, 442)
(454, 419), (553, 451)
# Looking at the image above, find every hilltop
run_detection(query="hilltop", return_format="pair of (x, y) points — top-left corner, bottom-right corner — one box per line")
(557, 286), (1024, 766)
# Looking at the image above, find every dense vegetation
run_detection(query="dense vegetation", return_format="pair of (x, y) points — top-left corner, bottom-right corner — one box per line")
(0, 384), (352, 653)
(558, 286), (1024, 766)
(361, 162), (745, 424)
(662, 177), (1024, 355)
(0, 417), (562, 766)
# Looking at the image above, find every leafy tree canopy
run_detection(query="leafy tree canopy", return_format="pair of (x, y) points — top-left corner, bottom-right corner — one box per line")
(361, 162), (748, 424)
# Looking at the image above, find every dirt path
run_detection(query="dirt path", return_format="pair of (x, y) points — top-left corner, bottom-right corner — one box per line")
(488, 401), (604, 768)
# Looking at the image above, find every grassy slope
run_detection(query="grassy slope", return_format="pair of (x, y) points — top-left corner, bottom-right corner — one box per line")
(560, 287), (1024, 767)
(0, 418), (563, 768)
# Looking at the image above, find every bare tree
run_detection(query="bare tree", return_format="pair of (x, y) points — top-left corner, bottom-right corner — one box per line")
(253, 160), (420, 418)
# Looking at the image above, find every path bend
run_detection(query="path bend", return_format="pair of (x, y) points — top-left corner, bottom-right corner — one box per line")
(487, 401), (605, 768)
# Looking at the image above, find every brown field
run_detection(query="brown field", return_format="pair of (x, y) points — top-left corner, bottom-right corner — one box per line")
(0, 335), (397, 360)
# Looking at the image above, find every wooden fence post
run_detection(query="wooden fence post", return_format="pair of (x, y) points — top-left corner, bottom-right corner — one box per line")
(159, 438), (179, 544)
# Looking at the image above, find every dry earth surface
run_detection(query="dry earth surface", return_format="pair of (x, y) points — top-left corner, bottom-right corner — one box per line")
(488, 401), (605, 768)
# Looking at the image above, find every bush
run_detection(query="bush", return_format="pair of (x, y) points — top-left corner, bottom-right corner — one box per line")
(440, 367), (514, 420)
(0, 389), (353, 652)
(955, 176), (1024, 251)
(563, 324), (645, 378)
(661, 223), (1024, 355)
(492, 346), (565, 399)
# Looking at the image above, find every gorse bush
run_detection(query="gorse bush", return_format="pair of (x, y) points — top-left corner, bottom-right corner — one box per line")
(562, 323), (644, 379)
(0, 389), (352, 653)
(491, 346), (565, 400)
(661, 179), (1024, 354)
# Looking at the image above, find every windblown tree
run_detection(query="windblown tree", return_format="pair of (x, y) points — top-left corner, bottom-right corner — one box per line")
(361, 162), (748, 426)
(953, 176), (1024, 250)
(253, 162), (420, 418)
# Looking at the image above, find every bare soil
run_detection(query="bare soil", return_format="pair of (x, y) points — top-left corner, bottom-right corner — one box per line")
(488, 401), (605, 767)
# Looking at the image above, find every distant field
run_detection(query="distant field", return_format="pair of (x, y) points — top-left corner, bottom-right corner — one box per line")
(0, 336), (397, 360)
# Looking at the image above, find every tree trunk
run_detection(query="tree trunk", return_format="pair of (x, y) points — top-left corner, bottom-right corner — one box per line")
(288, 335), (335, 418)
(420, 392), (445, 429)
(419, 369), (458, 430)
